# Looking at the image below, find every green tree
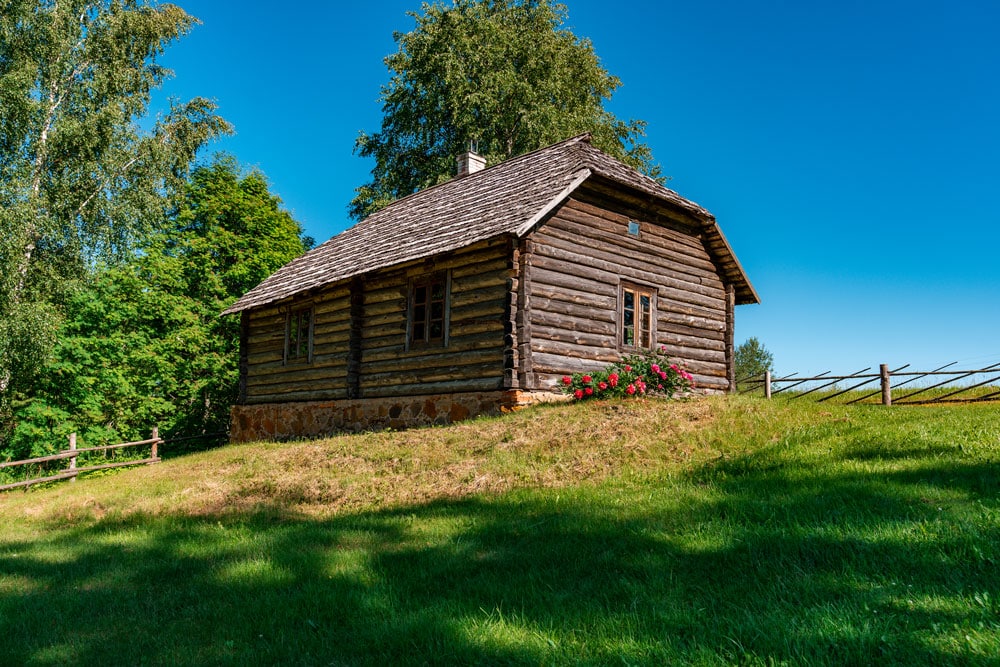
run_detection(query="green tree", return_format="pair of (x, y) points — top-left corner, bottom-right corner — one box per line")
(2, 158), (310, 459)
(0, 0), (230, 406)
(351, 0), (660, 219)
(735, 337), (775, 386)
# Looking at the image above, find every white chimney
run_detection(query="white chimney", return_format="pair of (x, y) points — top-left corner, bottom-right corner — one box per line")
(456, 150), (486, 177)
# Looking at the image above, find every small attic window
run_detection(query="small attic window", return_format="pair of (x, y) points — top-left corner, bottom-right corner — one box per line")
(627, 220), (641, 237)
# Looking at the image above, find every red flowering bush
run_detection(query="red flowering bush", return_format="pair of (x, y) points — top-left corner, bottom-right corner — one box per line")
(559, 346), (695, 401)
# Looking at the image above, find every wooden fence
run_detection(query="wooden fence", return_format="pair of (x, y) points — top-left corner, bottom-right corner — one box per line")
(0, 428), (162, 492)
(739, 362), (1000, 406)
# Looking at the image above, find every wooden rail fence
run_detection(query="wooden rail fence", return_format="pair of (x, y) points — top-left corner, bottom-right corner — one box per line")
(739, 363), (1000, 406)
(0, 428), (162, 492)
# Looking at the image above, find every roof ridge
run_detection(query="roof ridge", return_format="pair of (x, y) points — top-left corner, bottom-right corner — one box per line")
(352, 133), (593, 225)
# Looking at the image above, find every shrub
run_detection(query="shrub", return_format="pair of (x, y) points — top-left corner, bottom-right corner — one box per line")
(560, 347), (694, 401)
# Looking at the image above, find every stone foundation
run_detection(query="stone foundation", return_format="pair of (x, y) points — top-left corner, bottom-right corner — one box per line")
(229, 390), (565, 443)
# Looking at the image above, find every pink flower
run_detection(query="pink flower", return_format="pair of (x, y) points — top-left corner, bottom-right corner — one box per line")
(670, 364), (679, 372)
(598, 381), (608, 390)
(651, 364), (660, 373)
(608, 373), (619, 388)
(659, 371), (667, 380)
(562, 376), (572, 385)
(585, 387), (593, 396)
(574, 389), (584, 400)
(625, 365), (632, 372)
(659, 345), (667, 353)
(683, 371), (693, 381)
(582, 375), (592, 384)
(657, 384), (664, 390)
(626, 384), (636, 395)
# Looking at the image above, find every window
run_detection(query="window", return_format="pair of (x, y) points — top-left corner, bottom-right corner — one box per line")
(620, 283), (655, 350)
(284, 306), (313, 364)
(408, 273), (450, 347)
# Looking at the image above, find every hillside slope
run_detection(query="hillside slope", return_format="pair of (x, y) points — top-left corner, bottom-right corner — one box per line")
(2, 396), (998, 666)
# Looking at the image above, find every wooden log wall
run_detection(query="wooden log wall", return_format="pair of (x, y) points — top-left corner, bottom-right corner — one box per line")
(360, 238), (510, 398)
(526, 192), (731, 391)
(244, 238), (511, 404)
(244, 282), (352, 404)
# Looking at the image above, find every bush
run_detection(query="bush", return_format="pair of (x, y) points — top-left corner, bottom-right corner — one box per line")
(560, 347), (694, 401)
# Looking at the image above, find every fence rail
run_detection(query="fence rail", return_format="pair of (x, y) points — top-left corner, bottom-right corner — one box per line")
(739, 363), (1000, 406)
(0, 428), (162, 492)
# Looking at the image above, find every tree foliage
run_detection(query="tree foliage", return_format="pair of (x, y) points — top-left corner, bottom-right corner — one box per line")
(351, 0), (660, 219)
(735, 337), (775, 385)
(2, 158), (310, 459)
(0, 0), (230, 405)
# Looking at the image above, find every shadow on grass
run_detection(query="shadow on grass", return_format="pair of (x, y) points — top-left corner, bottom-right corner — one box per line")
(2, 451), (998, 666)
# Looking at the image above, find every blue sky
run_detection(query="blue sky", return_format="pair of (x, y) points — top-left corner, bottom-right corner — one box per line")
(155, 1), (1000, 376)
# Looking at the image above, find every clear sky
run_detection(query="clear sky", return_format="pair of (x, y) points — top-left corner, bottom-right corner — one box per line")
(154, 0), (1000, 377)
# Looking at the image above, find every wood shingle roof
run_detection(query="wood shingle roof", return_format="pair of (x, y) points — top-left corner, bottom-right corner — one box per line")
(223, 134), (757, 315)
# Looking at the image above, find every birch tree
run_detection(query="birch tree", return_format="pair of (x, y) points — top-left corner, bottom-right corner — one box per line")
(0, 0), (230, 401)
(350, 0), (660, 220)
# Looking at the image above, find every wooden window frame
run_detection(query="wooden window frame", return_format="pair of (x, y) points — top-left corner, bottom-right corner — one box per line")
(284, 305), (314, 365)
(619, 281), (657, 351)
(406, 271), (451, 350)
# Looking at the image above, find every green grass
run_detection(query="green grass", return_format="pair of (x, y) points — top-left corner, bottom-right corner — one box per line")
(1, 397), (998, 665)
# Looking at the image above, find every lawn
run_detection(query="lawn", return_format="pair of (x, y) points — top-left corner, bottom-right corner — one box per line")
(1, 396), (998, 665)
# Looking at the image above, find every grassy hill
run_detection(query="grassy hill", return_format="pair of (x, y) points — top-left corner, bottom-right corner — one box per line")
(1, 396), (998, 665)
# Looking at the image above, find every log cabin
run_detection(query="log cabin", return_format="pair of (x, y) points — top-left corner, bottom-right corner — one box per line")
(223, 134), (758, 441)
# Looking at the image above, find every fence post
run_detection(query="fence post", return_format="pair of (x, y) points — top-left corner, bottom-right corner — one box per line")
(880, 364), (892, 406)
(764, 371), (772, 399)
(68, 432), (77, 482)
(151, 427), (159, 461)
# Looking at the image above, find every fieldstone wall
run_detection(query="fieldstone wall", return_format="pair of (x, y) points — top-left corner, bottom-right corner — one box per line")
(229, 390), (565, 442)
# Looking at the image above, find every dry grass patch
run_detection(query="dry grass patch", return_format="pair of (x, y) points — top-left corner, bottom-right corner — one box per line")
(1, 397), (722, 525)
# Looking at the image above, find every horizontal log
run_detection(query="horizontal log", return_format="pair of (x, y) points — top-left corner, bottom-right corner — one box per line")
(529, 265), (617, 299)
(361, 376), (504, 398)
(310, 290), (350, 312)
(451, 284), (508, 309)
(660, 311), (726, 334)
(682, 357), (728, 375)
(449, 296), (506, 322)
(530, 295), (617, 325)
(312, 320), (352, 339)
(657, 343), (726, 365)
(551, 205), (721, 278)
(247, 332), (284, 348)
(531, 338), (621, 364)
(362, 360), (504, 389)
(247, 363), (348, 386)
(365, 295), (406, 319)
(559, 198), (710, 255)
(531, 352), (612, 375)
(530, 309), (616, 337)
(246, 387), (349, 403)
(529, 280), (616, 311)
(451, 269), (508, 295)
(364, 285), (407, 307)
(531, 252), (618, 286)
(362, 238), (508, 291)
(656, 328), (726, 352)
(451, 319), (504, 338)
(247, 348), (284, 367)
(531, 324), (616, 350)
(363, 338), (504, 366)
(532, 237), (725, 308)
(451, 256), (509, 280)
(575, 180), (706, 231)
